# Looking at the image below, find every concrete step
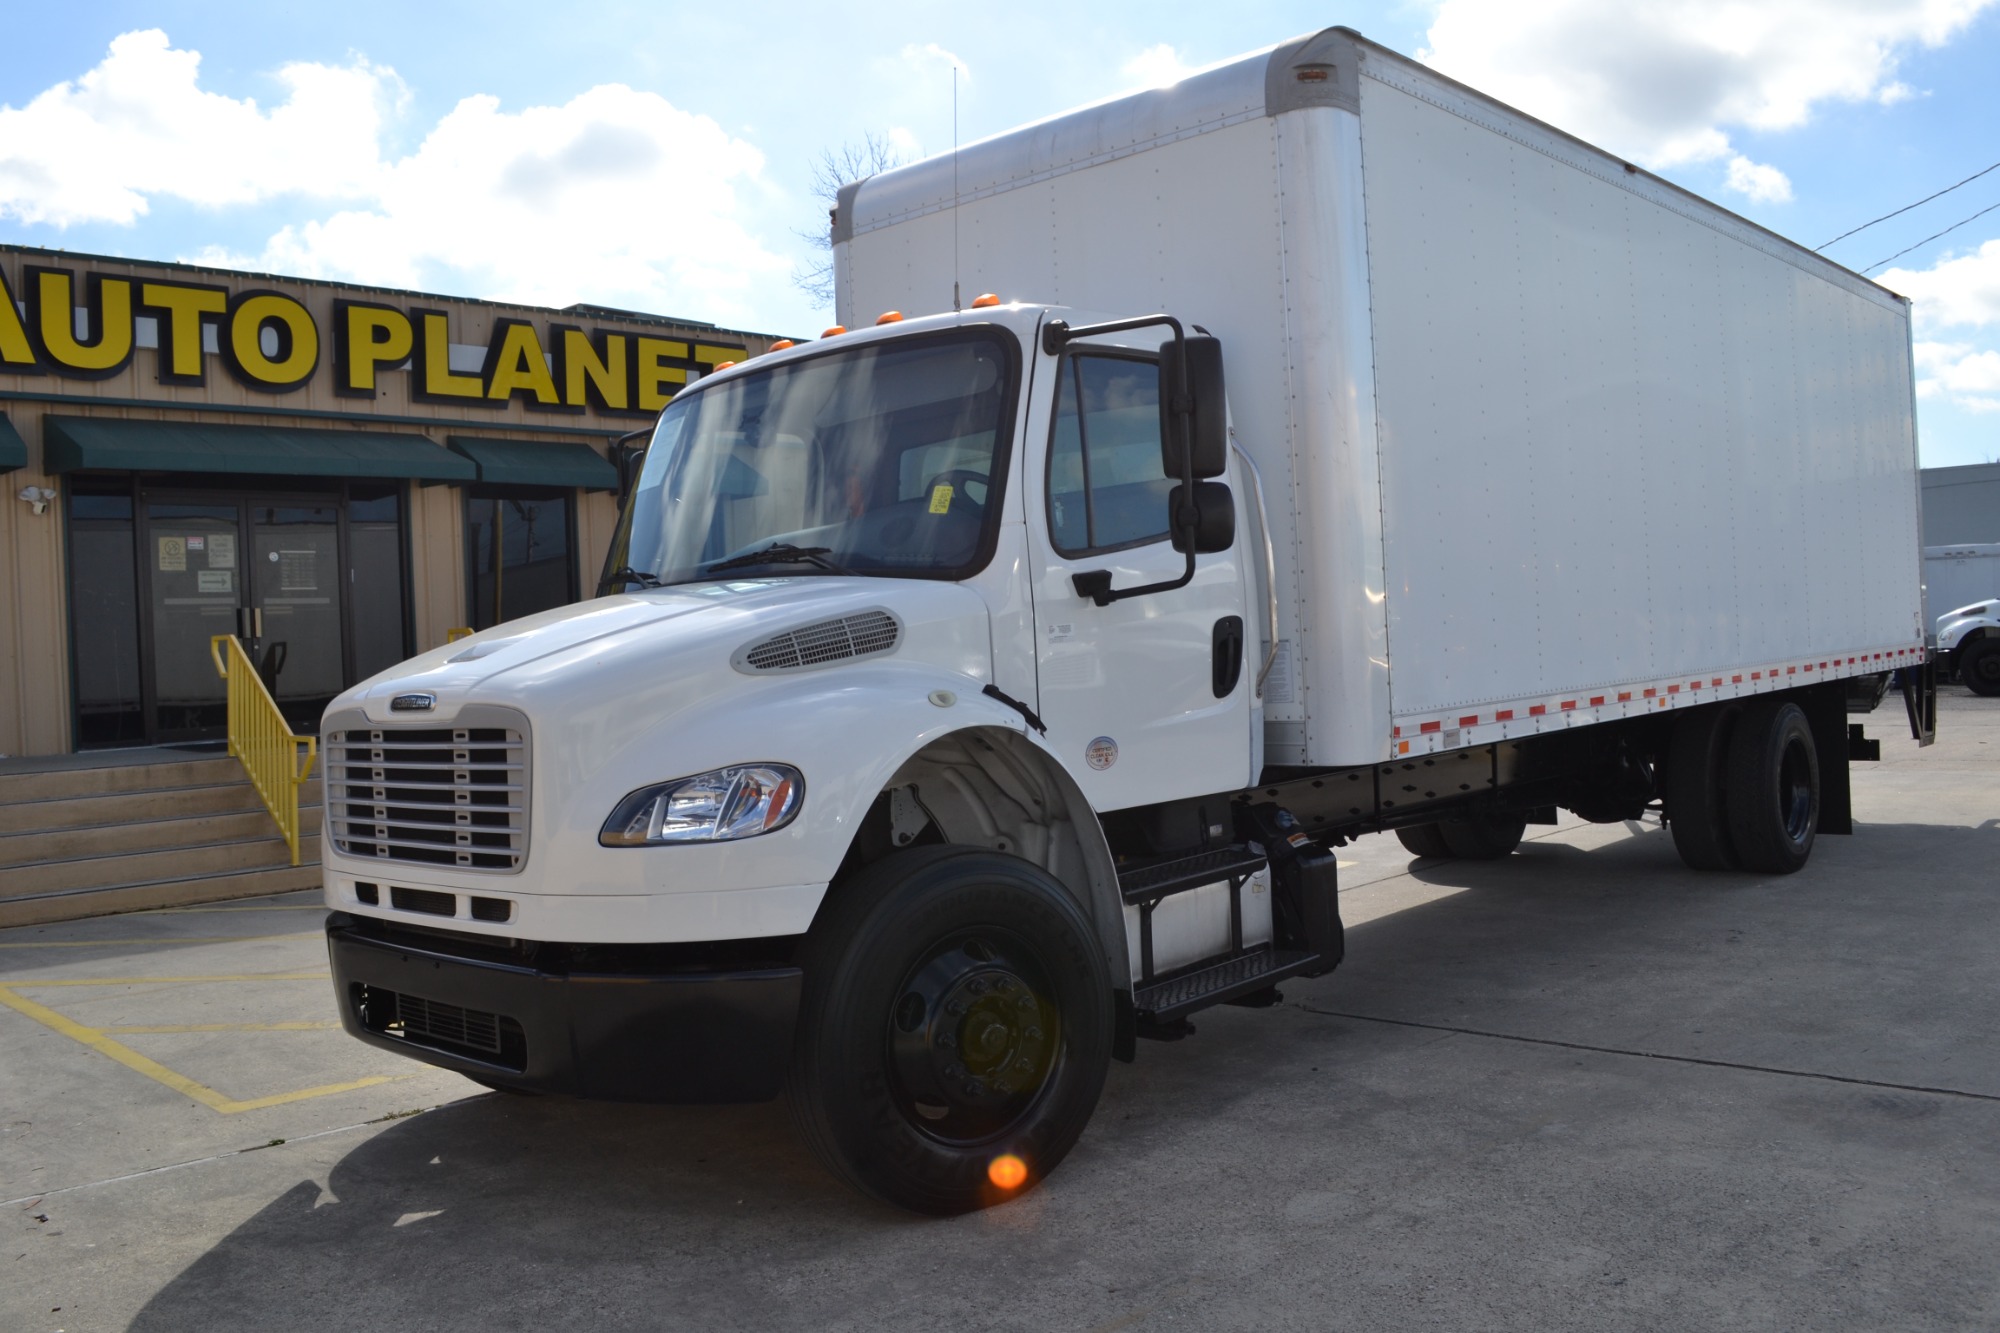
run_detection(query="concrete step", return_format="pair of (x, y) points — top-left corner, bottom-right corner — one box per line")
(0, 777), (322, 835)
(0, 805), (325, 869)
(1, 832), (323, 899)
(0, 862), (324, 929)
(0, 756), (245, 804)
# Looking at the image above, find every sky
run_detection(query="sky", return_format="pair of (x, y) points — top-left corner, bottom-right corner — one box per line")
(2, 1), (1997, 467)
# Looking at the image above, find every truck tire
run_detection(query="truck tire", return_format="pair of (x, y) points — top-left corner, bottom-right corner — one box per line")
(1722, 700), (1819, 875)
(1962, 638), (2000, 696)
(1395, 823), (1454, 859)
(1439, 810), (1528, 859)
(1668, 705), (1740, 871)
(788, 845), (1114, 1215)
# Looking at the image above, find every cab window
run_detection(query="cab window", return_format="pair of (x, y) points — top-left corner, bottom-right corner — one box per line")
(1047, 353), (1171, 555)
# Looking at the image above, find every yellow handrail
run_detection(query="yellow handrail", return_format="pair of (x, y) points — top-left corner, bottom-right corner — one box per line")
(446, 626), (475, 643)
(209, 634), (319, 867)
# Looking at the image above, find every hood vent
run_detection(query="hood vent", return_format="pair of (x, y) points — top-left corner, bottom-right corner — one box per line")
(739, 610), (900, 672)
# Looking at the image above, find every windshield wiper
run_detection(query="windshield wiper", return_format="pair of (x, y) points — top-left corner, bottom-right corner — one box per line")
(604, 565), (664, 588)
(704, 543), (854, 576)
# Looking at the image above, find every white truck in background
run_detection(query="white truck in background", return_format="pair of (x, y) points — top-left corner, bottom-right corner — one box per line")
(1925, 544), (2000, 693)
(322, 27), (1933, 1214)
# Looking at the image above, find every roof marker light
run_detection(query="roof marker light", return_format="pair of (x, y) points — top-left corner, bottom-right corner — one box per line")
(971, 293), (1001, 308)
(822, 325), (847, 338)
(713, 362), (736, 371)
(769, 339), (796, 351)
(876, 311), (904, 324)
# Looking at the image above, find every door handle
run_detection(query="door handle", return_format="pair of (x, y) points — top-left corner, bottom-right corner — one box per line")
(1212, 615), (1244, 698)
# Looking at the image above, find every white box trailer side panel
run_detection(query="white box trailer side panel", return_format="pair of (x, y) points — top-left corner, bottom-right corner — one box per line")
(1355, 59), (1924, 746)
(1926, 544), (2000, 623)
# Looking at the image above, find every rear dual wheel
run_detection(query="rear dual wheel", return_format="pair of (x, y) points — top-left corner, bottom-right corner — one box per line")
(789, 846), (1113, 1215)
(1669, 700), (1819, 874)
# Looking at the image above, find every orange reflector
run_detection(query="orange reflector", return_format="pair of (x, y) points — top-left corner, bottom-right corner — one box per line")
(971, 293), (1001, 308)
(769, 339), (795, 351)
(822, 325), (847, 338)
(876, 310), (903, 325)
(987, 1154), (1028, 1191)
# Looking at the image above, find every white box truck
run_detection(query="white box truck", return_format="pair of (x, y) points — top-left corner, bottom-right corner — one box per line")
(323, 27), (1933, 1213)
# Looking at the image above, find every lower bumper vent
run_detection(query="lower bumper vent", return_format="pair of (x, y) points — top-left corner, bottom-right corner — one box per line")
(355, 984), (525, 1069)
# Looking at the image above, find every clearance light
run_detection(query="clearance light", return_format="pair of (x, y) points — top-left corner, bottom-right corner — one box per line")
(600, 764), (804, 846)
(769, 339), (796, 351)
(822, 325), (847, 338)
(971, 293), (1001, 308)
(876, 311), (904, 324)
(713, 361), (736, 371)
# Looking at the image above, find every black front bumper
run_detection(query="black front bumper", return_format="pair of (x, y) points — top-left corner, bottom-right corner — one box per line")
(326, 913), (803, 1103)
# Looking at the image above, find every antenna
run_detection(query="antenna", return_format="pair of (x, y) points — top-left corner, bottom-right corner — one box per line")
(952, 64), (961, 311)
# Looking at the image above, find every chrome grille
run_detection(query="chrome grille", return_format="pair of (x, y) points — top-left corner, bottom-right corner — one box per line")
(326, 709), (529, 872)
(741, 610), (899, 671)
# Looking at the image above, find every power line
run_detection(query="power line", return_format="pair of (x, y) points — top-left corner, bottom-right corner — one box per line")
(1862, 198), (2000, 274)
(1815, 157), (2000, 251)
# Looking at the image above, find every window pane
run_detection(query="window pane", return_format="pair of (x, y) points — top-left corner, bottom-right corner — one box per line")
(1048, 360), (1090, 551)
(466, 489), (575, 630)
(350, 486), (407, 679)
(68, 491), (145, 747)
(1049, 355), (1170, 553)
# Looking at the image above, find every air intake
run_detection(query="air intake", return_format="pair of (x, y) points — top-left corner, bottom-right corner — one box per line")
(739, 610), (900, 672)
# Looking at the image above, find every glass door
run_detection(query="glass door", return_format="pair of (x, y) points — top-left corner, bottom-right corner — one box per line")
(140, 498), (245, 741)
(250, 502), (346, 731)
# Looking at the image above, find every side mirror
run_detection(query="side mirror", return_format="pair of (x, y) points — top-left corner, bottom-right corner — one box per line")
(1169, 481), (1235, 554)
(616, 445), (648, 501)
(1158, 335), (1227, 480)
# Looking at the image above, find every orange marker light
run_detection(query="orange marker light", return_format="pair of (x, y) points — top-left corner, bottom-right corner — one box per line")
(713, 362), (736, 371)
(822, 325), (847, 338)
(876, 310), (904, 325)
(971, 293), (1001, 308)
(987, 1154), (1028, 1191)
(769, 339), (795, 351)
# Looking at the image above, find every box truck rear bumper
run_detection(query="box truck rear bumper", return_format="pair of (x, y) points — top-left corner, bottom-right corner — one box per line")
(326, 913), (802, 1103)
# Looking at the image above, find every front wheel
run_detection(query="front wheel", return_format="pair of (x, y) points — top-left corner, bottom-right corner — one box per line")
(788, 846), (1114, 1214)
(1962, 639), (2000, 696)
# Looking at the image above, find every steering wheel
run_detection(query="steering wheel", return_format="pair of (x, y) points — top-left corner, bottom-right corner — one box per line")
(922, 470), (991, 511)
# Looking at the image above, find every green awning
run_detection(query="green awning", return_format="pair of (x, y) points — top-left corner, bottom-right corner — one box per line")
(0, 413), (24, 475)
(447, 436), (618, 491)
(42, 416), (476, 482)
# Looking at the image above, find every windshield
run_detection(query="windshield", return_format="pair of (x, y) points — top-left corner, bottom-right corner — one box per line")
(601, 328), (1018, 589)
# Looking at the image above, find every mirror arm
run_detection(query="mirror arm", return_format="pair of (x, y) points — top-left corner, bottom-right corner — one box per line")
(1052, 314), (1204, 607)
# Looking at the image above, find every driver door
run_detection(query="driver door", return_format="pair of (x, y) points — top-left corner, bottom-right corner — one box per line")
(1024, 336), (1255, 811)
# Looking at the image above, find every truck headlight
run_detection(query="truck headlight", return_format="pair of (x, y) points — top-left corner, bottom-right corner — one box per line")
(600, 764), (804, 846)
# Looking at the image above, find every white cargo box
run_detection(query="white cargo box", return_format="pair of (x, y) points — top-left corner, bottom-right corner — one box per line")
(837, 27), (1927, 768)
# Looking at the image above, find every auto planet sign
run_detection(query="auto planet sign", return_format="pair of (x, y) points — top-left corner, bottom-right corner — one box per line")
(0, 263), (744, 418)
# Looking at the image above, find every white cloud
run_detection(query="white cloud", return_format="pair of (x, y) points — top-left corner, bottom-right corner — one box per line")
(1725, 155), (1793, 203)
(1122, 44), (1196, 89)
(0, 29), (396, 226)
(1889, 243), (2000, 413)
(900, 43), (969, 80)
(2, 30), (794, 327)
(1419, 0), (1996, 200)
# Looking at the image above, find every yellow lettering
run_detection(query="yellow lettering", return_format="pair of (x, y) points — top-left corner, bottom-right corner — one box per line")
(140, 282), (226, 382)
(226, 292), (318, 390)
(484, 321), (559, 405)
(339, 303), (413, 394)
(0, 269), (34, 366)
(693, 343), (742, 372)
(635, 336), (689, 412)
(562, 328), (627, 411)
(419, 312), (483, 400)
(36, 270), (134, 375)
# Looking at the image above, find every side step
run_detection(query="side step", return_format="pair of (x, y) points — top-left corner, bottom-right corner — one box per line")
(1133, 945), (1321, 1026)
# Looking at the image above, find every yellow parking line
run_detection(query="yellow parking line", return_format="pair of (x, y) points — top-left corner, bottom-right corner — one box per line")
(0, 983), (397, 1113)
(0, 933), (319, 948)
(100, 1021), (343, 1034)
(7, 973), (329, 986)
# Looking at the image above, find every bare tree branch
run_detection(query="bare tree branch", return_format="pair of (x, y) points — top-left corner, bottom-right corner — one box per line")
(794, 133), (907, 307)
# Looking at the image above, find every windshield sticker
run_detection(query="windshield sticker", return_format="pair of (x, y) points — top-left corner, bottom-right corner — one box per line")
(928, 484), (953, 514)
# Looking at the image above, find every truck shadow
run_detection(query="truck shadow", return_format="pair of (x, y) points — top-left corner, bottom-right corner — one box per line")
(126, 819), (1994, 1331)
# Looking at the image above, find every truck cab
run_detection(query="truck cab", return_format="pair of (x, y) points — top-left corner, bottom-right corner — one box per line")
(323, 303), (1330, 1214)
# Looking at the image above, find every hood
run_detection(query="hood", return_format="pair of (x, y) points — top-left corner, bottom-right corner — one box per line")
(331, 577), (995, 726)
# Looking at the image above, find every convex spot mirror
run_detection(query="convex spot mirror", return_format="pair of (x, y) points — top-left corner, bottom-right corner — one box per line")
(1158, 334), (1227, 480)
(1169, 481), (1235, 554)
